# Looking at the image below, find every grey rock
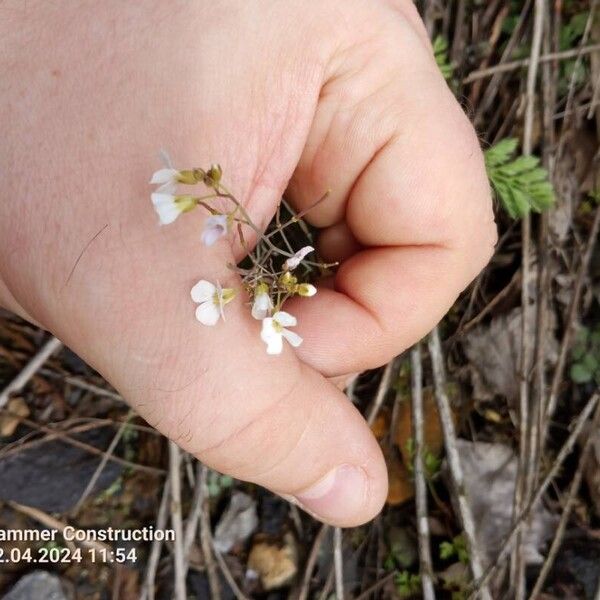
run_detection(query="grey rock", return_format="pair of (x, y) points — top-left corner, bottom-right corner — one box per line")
(3, 571), (66, 600)
(0, 427), (123, 513)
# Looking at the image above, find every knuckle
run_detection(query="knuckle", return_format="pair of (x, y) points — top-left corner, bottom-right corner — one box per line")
(193, 369), (309, 480)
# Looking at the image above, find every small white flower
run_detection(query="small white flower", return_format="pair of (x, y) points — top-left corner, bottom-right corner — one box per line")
(201, 214), (229, 246)
(150, 168), (180, 192)
(191, 280), (236, 326)
(261, 311), (303, 355)
(283, 246), (314, 271)
(251, 283), (273, 320)
(151, 193), (195, 225)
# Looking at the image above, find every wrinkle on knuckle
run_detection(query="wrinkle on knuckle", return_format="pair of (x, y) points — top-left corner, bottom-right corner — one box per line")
(192, 365), (306, 474)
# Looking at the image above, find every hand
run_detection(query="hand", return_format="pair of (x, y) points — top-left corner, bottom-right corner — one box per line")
(0, 0), (496, 526)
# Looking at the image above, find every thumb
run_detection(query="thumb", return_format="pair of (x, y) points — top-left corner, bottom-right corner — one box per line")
(53, 235), (387, 528)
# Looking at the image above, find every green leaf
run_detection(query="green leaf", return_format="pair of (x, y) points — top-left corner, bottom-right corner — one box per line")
(440, 541), (456, 560)
(570, 363), (593, 384)
(583, 353), (599, 373)
(433, 35), (454, 81)
(485, 138), (555, 219)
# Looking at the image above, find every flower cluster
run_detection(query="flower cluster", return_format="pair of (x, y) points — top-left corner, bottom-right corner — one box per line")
(150, 155), (329, 355)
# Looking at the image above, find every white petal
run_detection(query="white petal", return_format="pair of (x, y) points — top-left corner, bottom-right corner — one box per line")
(151, 193), (180, 225)
(282, 329), (303, 348)
(284, 245), (315, 270)
(156, 181), (177, 194)
(151, 191), (174, 207)
(251, 293), (272, 320)
(302, 284), (317, 297)
(191, 280), (216, 303)
(252, 303), (267, 321)
(195, 301), (220, 326)
(273, 311), (297, 327)
(150, 168), (178, 185)
(266, 335), (283, 355)
(260, 318), (276, 341)
(159, 149), (174, 169)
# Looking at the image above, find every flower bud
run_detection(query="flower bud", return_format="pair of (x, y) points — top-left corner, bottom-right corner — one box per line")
(296, 283), (317, 297)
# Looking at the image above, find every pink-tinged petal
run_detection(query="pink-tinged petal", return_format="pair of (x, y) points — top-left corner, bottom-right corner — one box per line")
(201, 215), (228, 247)
(195, 301), (220, 326)
(191, 280), (216, 303)
(283, 245), (315, 270)
(282, 329), (303, 348)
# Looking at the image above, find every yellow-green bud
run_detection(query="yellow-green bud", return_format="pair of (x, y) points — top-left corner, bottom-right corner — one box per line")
(205, 164), (223, 186)
(174, 195), (197, 213)
(177, 170), (198, 185)
(256, 282), (270, 296)
(279, 272), (297, 288)
(296, 283), (317, 297)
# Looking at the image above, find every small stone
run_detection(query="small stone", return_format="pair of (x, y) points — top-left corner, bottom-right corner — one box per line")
(0, 397), (30, 438)
(3, 571), (67, 600)
(247, 533), (298, 591)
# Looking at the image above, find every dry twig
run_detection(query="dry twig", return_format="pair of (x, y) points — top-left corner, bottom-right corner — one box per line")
(0, 335), (62, 408)
(529, 400), (600, 599)
(71, 411), (133, 516)
(470, 393), (599, 597)
(428, 328), (491, 600)
(333, 527), (344, 600)
(199, 464), (222, 600)
(513, 2), (545, 596)
(411, 344), (436, 600)
(464, 43), (600, 83)
(168, 441), (186, 600)
(211, 540), (249, 600)
(298, 524), (330, 600)
(366, 358), (398, 427)
(7, 500), (109, 553)
(546, 206), (600, 422)
(140, 476), (171, 600)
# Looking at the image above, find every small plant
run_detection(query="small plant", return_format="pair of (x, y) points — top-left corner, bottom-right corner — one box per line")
(150, 154), (333, 356)
(484, 138), (555, 218)
(570, 326), (600, 385)
(207, 470), (234, 497)
(405, 438), (442, 480)
(433, 35), (454, 82)
(394, 570), (422, 598)
(122, 419), (138, 462)
(440, 534), (469, 564)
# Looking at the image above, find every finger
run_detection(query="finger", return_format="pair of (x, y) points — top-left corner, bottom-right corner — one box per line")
(286, 7), (496, 375)
(317, 221), (362, 263)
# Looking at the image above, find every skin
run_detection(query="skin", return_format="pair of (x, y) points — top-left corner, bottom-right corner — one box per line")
(0, 0), (496, 526)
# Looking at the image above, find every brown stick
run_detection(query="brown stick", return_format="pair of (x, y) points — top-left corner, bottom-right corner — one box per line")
(528, 401), (600, 599)
(428, 328), (491, 600)
(411, 344), (436, 599)
(168, 442), (186, 600)
(464, 43), (600, 83)
(0, 336), (63, 408)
